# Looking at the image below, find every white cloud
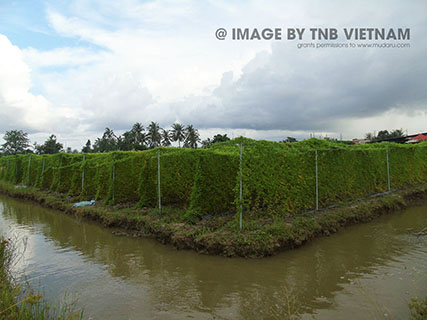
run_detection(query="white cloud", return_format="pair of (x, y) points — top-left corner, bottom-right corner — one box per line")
(1, 0), (426, 150)
(0, 35), (76, 133)
(23, 46), (104, 67)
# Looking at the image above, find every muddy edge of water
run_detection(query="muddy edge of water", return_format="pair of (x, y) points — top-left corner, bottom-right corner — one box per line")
(1, 195), (426, 320)
(0, 181), (426, 258)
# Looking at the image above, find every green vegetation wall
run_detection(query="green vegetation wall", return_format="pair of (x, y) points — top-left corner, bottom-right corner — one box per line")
(139, 149), (200, 207)
(388, 145), (427, 187)
(240, 149), (315, 215)
(0, 141), (426, 219)
(187, 151), (239, 218)
(107, 154), (144, 204)
(211, 138), (427, 217)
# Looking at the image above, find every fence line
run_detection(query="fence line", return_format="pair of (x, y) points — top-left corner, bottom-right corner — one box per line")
(57, 155), (62, 189)
(239, 143), (243, 230)
(81, 154), (86, 193)
(386, 149), (391, 192)
(112, 153), (116, 202)
(1, 145), (424, 229)
(27, 155), (32, 185)
(158, 149), (161, 213)
(315, 150), (319, 211)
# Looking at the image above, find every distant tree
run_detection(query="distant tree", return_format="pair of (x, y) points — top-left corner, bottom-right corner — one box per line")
(119, 122), (146, 151)
(1, 130), (30, 155)
(118, 131), (133, 151)
(66, 147), (72, 153)
(82, 139), (93, 153)
(33, 142), (39, 153)
(93, 128), (118, 152)
(37, 135), (63, 154)
(161, 129), (172, 147)
(389, 129), (405, 138)
(212, 134), (230, 144)
(201, 138), (212, 148)
(93, 138), (102, 152)
(147, 122), (162, 148)
(183, 125), (200, 148)
(130, 122), (146, 150)
(366, 129), (405, 142)
(282, 136), (297, 143)
(171, 123), (185, 147)
(365, 132), (375, 140)
(376, 130), (390, 140)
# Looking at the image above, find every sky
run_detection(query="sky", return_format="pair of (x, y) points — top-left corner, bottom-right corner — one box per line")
(0, 0), (426, 150)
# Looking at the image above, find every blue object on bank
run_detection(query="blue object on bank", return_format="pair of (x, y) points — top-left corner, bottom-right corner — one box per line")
(73, 200), (95, 207)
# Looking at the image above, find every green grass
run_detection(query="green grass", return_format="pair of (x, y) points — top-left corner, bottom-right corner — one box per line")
(409, 297), (427, 320)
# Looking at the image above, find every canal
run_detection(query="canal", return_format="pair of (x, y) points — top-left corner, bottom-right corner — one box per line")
(0, 195), (426, 319)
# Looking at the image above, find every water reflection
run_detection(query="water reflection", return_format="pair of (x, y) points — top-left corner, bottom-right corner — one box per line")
(0, 195), (426, 319)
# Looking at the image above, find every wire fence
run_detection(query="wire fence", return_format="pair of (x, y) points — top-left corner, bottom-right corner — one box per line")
(1, 143), (426, 231)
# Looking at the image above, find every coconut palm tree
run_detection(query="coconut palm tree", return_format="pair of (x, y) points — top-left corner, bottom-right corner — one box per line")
(93, 127), (118, 152)
(201, 138), (212, 148)
(161, 129), (172, 147)
(131, 122), (146, 150)
(147, 122), (162, 148)
(171, 123), (185, 147)
(184, 125), (200, 148)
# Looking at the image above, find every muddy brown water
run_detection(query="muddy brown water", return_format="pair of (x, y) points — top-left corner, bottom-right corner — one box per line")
(0, 195), (426, 320)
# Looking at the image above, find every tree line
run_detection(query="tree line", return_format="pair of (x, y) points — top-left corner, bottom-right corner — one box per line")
(83, 122), (202, 153)
(0, 122), (231, 155)
(365, 129), (405, 141)
(2, 125), (409, 156)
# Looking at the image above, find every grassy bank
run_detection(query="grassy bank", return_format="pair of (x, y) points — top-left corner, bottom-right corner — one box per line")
(0, 237), (83, 319)
(1, 180), (426, 258)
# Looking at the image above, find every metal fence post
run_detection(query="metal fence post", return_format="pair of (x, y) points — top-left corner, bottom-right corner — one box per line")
(81, 154), (86, 193)
(57, 155), (63, 189)
(239, 143), (243, 230)
(27, 155), (32, 185)
(158, 149), (161, 213)
(42, 158), (45, 174)
(315, 150), (319, 211)
(386, 149), (391, 192)
(112, 153), (116, 202)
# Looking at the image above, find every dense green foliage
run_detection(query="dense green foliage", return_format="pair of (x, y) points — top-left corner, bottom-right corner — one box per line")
(0, 139), (426, 219)
(0, 130), (31, 155)
(210, 138), (427, 215)
(34, 134), (64, 154)
(139, 149), (200, 207)
(187, 151), (239, 218)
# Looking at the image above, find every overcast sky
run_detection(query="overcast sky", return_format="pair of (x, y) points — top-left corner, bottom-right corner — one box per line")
(0, 0), (426, 149)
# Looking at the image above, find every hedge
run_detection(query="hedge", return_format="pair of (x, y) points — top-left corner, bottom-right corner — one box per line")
(107, 154), (144, 204)
(0, 140), (426, 220)
(240, 149), (315, 215)
(139, 149), (200, 207)
(187, 151), (239, 218)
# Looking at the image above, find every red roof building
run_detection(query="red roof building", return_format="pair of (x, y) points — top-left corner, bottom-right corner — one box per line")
(406, 134), (426, 143)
